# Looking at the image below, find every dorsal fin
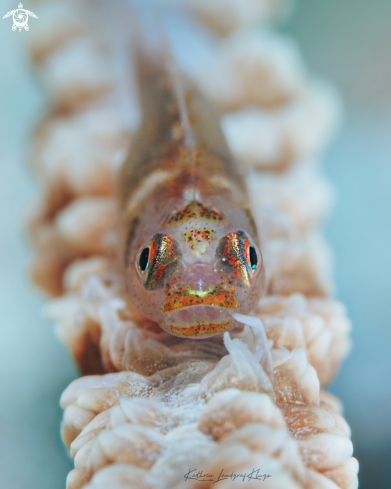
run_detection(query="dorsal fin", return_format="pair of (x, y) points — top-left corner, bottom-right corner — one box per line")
(166, 59), (196, 150)
(132, 37), (196, 153)
(119, 2), (247, 210)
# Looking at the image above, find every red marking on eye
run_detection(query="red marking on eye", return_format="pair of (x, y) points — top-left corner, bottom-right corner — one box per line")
(138, 233), (182, 290)
(152, 264), (165, 280)
(217, 231), (256, 287)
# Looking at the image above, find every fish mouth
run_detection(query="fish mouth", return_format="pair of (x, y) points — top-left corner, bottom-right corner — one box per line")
(161, 287), (239, 313)
(162, 304), (236, 338)
(163, 320), (233, 338)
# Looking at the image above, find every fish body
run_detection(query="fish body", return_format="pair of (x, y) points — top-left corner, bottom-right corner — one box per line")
(118, 54), (264, 338)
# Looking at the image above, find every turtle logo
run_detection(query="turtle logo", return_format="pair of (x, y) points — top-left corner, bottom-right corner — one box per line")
(3, 3), (38, 31)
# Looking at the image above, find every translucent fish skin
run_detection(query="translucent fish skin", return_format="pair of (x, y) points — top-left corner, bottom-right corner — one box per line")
(118, 57), (264, 338)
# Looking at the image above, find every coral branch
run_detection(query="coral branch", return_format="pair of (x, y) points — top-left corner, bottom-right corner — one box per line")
(26, 1), (357, 488)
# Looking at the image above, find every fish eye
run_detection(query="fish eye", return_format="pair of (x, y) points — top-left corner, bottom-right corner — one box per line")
(135, 233), (182, 290)
(249, 246), (258, 269)
(139, 247), (150, 271)
(216, 230), (261, 287)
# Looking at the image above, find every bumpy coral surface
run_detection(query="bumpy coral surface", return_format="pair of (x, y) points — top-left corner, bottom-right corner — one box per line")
(27, 1), (357, 488)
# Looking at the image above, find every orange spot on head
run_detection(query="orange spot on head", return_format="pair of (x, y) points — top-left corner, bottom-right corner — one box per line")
(168, 201), (224, 225)
(183, 227), (216, 246)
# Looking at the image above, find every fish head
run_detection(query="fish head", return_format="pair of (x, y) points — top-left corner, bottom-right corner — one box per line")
(127, 202), (264, 338)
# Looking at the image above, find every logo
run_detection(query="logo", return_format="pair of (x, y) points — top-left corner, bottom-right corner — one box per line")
(3, 3), (37, 31)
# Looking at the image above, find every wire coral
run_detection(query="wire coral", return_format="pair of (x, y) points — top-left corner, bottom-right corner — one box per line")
(27, 0), (358, 488)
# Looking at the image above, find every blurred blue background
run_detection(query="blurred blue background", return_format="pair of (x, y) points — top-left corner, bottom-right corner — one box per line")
(0, 2), (77, 486)
(282, 2), (391, 488)
(0, 0), (390, 487)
